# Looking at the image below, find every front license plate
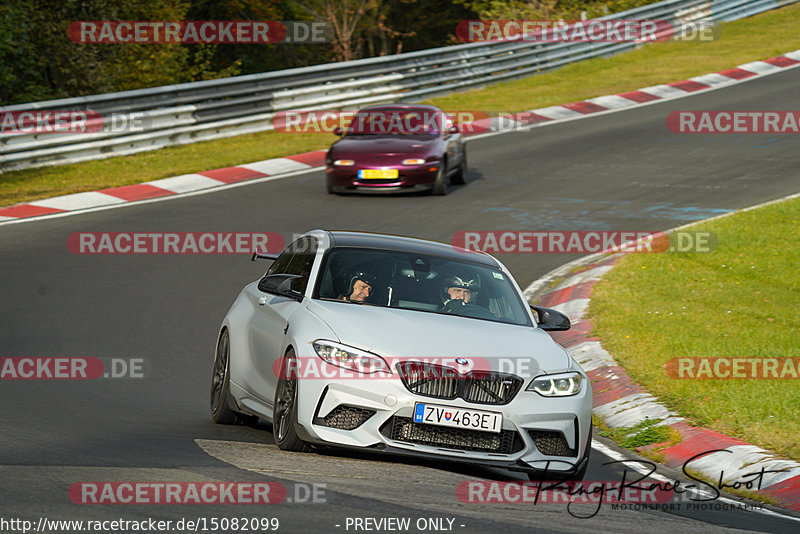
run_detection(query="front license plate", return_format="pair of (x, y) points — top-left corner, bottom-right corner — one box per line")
(358, 169), (399, 179)
(413, 403), (502, 433)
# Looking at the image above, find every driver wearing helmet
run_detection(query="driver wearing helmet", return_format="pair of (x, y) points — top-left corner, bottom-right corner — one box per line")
(339, 270), (377, 302)
(440, 273), (481, 310)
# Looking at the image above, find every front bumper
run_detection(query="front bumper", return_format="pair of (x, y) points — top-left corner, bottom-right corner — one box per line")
(292, 363), (593, 475)
(326, 165), (438, 193)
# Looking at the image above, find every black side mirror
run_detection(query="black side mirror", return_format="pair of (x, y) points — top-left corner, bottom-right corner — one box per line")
(333, 126), (343, 136)
(258, 274), (304, 302)
(531, 306), (571, 331)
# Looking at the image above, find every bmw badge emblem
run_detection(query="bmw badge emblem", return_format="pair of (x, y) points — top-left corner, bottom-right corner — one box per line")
(455, 357), (469, 365)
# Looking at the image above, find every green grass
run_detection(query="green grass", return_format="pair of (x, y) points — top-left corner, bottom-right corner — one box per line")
(423, 4), (800, 112)
(3, 3), (800, 206)
(0, 131), (336, 206)
(601, 419), (675, 449)
(589, 197), (800, 461)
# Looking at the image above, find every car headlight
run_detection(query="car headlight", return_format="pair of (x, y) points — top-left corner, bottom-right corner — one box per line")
(526, 372), (582, 396)
(312, 340), (390, 374)
(402, 158), (425, 165)
(334, 159), (355, 166)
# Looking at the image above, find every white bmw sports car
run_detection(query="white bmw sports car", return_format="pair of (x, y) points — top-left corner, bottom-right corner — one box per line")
(211, 230), (592, 480)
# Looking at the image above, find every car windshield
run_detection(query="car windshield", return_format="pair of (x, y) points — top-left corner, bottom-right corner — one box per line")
(315, 247), (532, 327)
(345, 109), (445, 136)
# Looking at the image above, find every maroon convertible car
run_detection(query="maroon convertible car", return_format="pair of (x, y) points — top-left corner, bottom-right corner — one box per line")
(325, 104), (467, 195)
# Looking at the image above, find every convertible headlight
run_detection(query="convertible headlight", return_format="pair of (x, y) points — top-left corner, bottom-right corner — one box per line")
(334, 159), (355, 166)
(527, 372), (582, 396)
(402, 158), (425, 165)
(312, 340), (390, 374)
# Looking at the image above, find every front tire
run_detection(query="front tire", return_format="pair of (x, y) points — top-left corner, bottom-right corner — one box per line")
(451, 150), (467, 185)
(210, 330), (257, 425)
(273, 350), (310, 451)
(431, 160), (448, 195)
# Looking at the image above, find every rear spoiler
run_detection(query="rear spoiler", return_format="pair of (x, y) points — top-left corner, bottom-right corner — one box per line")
(251, 249), (280, 262)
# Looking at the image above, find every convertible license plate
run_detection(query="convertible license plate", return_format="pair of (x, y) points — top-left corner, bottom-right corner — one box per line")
(359, 169), (398, 179)
(413, 403), (502, 433)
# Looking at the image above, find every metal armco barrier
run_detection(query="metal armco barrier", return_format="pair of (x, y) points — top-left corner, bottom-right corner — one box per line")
(1, 0), (796, 173)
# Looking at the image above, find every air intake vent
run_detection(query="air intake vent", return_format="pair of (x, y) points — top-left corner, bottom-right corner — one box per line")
(322, 405), (376, 430)
(527, 430), (575, 457)
(382, 416), (523, 454)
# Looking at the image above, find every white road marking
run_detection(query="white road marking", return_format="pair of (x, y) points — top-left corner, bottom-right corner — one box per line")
(29, 191), (126, 210)
(145, 174), (223, 193)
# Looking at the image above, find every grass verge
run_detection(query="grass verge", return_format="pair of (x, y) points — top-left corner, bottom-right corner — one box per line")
(2, 3), (800, 206)
(588, 197), (800, 461)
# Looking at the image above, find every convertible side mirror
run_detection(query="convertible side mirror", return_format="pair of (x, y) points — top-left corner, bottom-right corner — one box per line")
(531, 306), (571, 331)
(258, 274), (304, 302)
(447, 125), (460, 134)
(333, 126), (343, 136)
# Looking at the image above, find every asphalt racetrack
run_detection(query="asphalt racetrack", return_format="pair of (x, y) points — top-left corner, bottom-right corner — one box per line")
(1, 66), (799, 533)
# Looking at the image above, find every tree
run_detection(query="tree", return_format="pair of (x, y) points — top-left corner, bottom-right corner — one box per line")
(1, 0), (242, 105)
(293, 0), (376, 62)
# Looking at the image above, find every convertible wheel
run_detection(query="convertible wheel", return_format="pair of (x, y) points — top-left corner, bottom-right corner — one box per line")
(273, 350), (310, 452)
(210, 330), (257, 425)
(431, 161), (448, 195)
(451, 151), (467, 185)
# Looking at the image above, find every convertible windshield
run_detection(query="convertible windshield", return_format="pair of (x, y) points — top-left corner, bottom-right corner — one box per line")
(315, 247), (532, 327)
(346, 109), (446, 136)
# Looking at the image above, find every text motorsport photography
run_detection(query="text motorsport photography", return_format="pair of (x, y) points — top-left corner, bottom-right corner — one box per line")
(457, 451), (781, 519)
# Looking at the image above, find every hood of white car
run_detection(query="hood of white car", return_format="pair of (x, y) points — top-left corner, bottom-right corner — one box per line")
(305, 299), (571, 375)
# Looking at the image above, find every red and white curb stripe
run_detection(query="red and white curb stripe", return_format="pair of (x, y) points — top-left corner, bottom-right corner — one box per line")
(439, 49), (800, 136)
(0, 151), (326, 222)
(2, 49), (800, 224)
(525, 231), (800, 510)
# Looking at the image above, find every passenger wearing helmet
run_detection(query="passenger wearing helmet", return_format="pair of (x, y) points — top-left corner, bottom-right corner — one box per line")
(339, 270), (377, 302)
(440, 273), (481, 309)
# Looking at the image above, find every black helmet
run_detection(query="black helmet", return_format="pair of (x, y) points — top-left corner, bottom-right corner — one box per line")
(346, 269), (377, 298)
(441, 272), (481, 304)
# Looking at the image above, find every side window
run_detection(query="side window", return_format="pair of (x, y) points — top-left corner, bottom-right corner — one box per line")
(284, 237), (318, 293)
(266, 240), (298, 275)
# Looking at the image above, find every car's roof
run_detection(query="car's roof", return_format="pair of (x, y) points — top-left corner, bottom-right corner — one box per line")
(355, 104), (442, 113)
(325, 231), (498, 267)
